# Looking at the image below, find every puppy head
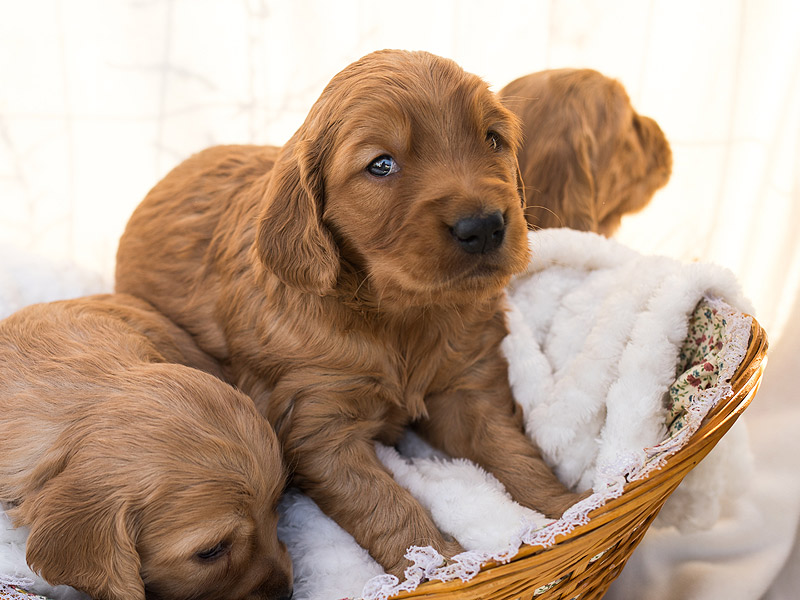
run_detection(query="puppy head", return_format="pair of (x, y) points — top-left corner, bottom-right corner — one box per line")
(14, 366), (291, 600)
(500, 68), (672, 235)
(256, 50), (530, 307)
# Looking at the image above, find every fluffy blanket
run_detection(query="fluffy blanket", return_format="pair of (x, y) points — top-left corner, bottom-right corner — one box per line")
(0, 230), (755, 600)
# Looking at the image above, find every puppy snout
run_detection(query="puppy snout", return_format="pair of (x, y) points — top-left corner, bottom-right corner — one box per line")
(248, 580), (293, 600)
(450, 211), (505, 254)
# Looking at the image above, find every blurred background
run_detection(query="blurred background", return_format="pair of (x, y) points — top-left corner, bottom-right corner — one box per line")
(1, 1), (798, 598)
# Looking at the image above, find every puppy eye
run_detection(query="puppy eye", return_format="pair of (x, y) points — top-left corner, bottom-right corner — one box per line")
(486, 131), (502, 151)
(366, 155), (398, 177)
(195, 541), (230, 562)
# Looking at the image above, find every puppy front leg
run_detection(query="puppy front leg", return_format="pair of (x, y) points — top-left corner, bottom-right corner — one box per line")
(418, 381), (586, 518)
(283, 397), (463, 577)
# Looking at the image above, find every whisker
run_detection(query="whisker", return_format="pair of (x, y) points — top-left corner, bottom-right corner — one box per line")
(522, 204), (566, 228)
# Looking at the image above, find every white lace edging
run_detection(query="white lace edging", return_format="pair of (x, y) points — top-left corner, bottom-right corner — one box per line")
(359, 487), (621, 600)
(0, 575), (38, 599)
(359, 297), (751, 600)
(0, 575), (35, 588)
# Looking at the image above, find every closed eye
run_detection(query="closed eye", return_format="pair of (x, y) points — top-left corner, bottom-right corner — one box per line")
(195, 541), (230, 563)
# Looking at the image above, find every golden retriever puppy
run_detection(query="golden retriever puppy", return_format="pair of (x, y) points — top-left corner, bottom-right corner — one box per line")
(499, 68), (672, 235)
(0, 294), (292, 600)
(116, 50), (585, 576)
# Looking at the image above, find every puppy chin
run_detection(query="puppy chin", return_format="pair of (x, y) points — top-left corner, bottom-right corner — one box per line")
(365, 255), (522, 310)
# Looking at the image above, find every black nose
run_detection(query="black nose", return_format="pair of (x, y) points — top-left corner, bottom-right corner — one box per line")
(250, 576), (292, 600)
(250, 586), (292, 600)
(451, 211), (505, 254)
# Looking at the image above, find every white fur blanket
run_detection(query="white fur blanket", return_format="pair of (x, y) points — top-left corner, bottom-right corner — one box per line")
(0, 230), (755, 600)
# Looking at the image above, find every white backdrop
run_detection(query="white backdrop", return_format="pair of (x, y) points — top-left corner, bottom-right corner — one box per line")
(1, 1), (799, 598)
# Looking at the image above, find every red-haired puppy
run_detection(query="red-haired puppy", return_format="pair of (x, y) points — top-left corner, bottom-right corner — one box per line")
(499, 68), (672, 235)
(116, 50), (585, 576)
(0, 294), (292, 600)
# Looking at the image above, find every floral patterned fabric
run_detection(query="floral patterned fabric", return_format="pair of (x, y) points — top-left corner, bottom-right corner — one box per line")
(667, 300), (729, 436)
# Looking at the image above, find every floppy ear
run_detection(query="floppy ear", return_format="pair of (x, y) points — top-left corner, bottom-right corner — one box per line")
(17, 467), (145, 600)
(255, 134), (340, 295)
(522, 128), (598, 232)
(634, 114), (673, 187)
(558, 133), (598, 232)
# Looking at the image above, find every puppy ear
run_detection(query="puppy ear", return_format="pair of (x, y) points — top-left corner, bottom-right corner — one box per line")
(558, 134), (598, 231)
(255, 134), (340, 294)
(18, 468), (145, 600)
(523, 130), (598, 232)
(634, 114), (673, 185)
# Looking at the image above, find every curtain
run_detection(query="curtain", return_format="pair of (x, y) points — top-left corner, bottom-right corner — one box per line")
(2, 1), (798, 597)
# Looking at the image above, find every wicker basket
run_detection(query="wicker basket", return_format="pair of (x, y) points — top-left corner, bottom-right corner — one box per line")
(392, 317), (768, 600)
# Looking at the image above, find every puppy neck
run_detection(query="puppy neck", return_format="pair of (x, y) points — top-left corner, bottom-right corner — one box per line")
(330, 257), (506, 323)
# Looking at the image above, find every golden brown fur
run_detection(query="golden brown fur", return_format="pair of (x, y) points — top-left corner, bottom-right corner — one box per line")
(499, 68), (672, 235)
(115, 50), (584, 576)
(0, 294), (292, 600)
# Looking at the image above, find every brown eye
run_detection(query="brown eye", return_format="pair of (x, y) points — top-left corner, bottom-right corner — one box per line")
(195, 541), (229, 562)
(487, 131), (502, 151)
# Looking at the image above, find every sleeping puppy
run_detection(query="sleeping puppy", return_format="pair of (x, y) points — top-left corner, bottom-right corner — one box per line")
(0, 294), (292, 600)
(115, 49), (585, 576)
(499, 68), (672, 235)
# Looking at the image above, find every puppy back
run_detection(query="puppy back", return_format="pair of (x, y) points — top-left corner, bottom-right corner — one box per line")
(0, 294), (234, 503)
(116, 145), (280, 358)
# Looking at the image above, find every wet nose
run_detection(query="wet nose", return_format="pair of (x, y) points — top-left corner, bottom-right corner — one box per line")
(249, 562), (293, 600)
(451, 211), (505, 254)
(249, 582), (292, 600)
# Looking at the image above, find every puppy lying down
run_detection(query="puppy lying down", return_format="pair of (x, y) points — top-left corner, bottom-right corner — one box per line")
(0, 294), (292, 600)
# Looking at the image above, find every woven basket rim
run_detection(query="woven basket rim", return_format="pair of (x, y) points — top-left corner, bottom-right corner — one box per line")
(391, 316), (768, 600)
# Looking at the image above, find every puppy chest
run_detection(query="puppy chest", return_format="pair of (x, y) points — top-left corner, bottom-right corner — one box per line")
(372, 343), (456, 423)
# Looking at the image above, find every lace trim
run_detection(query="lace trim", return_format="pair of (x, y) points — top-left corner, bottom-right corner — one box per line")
(0, 577), (34, 589)
(0, 576), (42, 600)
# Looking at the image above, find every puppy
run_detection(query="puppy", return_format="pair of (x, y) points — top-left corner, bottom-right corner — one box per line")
(116, 50), (585, 576)
(499, 68), (672, 235)
(0, 294), (292, 600)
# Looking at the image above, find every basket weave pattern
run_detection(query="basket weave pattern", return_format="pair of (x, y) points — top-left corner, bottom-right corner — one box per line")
(393, 319), (768, 600)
